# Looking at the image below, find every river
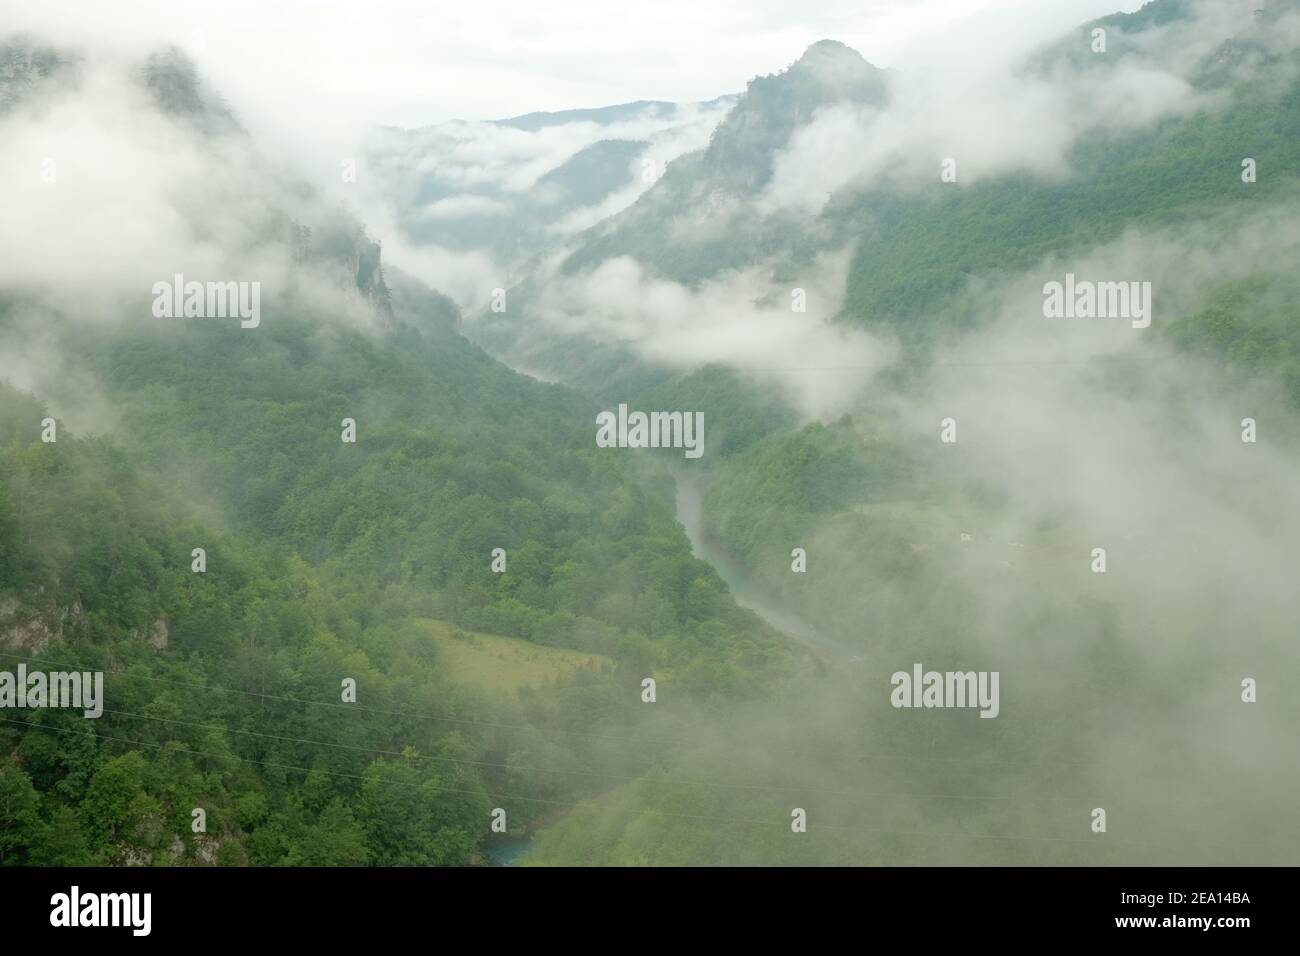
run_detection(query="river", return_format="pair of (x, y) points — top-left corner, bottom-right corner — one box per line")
(672, 470), (858, 661)
(487, 467), (851, 866)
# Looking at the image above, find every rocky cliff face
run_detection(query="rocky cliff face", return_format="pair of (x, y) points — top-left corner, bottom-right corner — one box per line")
(353, 233), (395, 321)
(0, 590), (170, 652)
(0, 590), (82, 652)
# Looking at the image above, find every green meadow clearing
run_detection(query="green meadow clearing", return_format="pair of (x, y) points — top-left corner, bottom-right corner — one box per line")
(417, 619), (614, 695)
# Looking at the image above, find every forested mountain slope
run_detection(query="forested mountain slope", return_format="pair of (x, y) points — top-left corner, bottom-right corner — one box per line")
(0, 41), (796, 866)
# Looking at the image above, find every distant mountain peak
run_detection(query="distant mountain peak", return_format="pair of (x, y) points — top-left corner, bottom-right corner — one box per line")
(140, 45), (239, 133)
(788, 38), (881, 84)
(680, 38), (886, 194)
(793, 38), (868, 66)
(800, 38), (854, 55)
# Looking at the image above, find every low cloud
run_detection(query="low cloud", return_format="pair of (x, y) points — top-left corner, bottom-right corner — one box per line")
(528, 250), (896, 417)
(374, 99), (731, 198)
(419, 194), (512, 220)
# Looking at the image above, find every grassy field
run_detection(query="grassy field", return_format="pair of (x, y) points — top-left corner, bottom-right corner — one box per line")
(417, 619), (614, 695)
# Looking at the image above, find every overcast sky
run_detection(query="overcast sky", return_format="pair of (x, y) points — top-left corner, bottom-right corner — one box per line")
(6, 0), (1143, 129)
